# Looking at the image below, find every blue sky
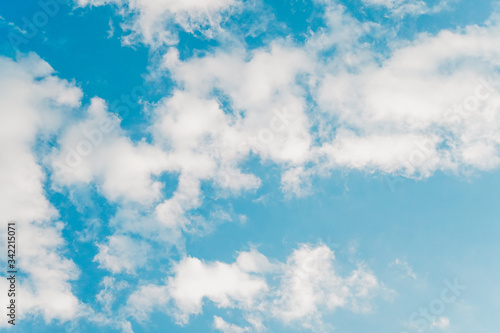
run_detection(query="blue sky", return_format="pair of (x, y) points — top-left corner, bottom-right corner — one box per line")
(1, 0), (500, 332)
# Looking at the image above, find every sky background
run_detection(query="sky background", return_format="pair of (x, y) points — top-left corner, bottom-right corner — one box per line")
(0, 0), (500, 332)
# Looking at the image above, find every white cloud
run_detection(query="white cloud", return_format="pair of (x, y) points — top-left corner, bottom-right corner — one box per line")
(317, 131), (445, 176)
(50, 86), (265, 269)
(213, 316), (249, 333)
(75, 0), (238, 46)
(273, 245), (381, 326)
(51, 97), (171, 206)
(16, 222), (81, 322)
(81, 17), (500, 294)
(151, 42), (314, 203)
(281, 166), (313, 197)
(124, 244), (384, 329)
(157, 6), (500, 189)
(0, 53), (83, 325)
(158, 45), (313, 167)
(151, 89), (263, 229)
(125, 248), (276, 325)
(96, 276), (129, 313)
(430, 316), (450, 330)
(44, 20), (500, 282)
(166, 254), (269, 324)
(315, 24), (500, 177)
(72, 0), (500, 204)
(109, 207), (182, 244)
(126, 283), (171, 322)
(94, 235), (152, 274)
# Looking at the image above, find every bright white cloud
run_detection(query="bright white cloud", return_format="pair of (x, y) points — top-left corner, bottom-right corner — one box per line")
(166, 253), (269, 324)
(159, 5), (500, 187)
(124, 244), (384, 329)
(126, 283), (171, 322)
(213, 316), (250, 333)
(154, 42), (314, 201)
(273, 245), (380, 327)
(124, 250), (269, 324)
(75, 0), (238, 46)
(316, 25), (500, 176)
(159, 45), (313, 167)
(94, 235), (152, 274)
(72, 0), (500, 203)
(0, 53), (83, 325)
(51, 97), (171, 205)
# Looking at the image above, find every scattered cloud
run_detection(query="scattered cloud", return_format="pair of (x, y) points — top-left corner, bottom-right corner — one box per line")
(214, 316), (250, 333)
(0, 53), (83, 325)
(94, 235), (152, 274)
(124, 244), (385, 330)
(75, 0), (239, 46)
(391, 259), (417, 279)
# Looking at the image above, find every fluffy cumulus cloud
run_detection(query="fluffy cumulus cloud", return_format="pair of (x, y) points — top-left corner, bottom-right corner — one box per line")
(51, 97), (170, 205)
(145, 4), (500, 196)
(75, 0), (238, 46)
(166, 254), (270, 323)
(213, 316), (250, 333)
(317, 24), (500, 176)
(159, 0), (500, 185)
(67, 0), (500, 230)
(124, 244), (383, 330)
(70, 0), (500, 197)
(125, 248), (273, 325)
(0, 53), (82, 325)
(94, 235), (152, 274)
(272, 245), (381, 328)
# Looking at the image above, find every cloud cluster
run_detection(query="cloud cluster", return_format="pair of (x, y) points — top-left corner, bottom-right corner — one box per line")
(124, 244), (383, 331)
(147, 5), (500, 198)
(76, 0), (238, 46)
(317, 25), (500, 176)
(0, 53), (83, 326)
(51, 97), (170, 205)
(69, 2), (500, 205)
